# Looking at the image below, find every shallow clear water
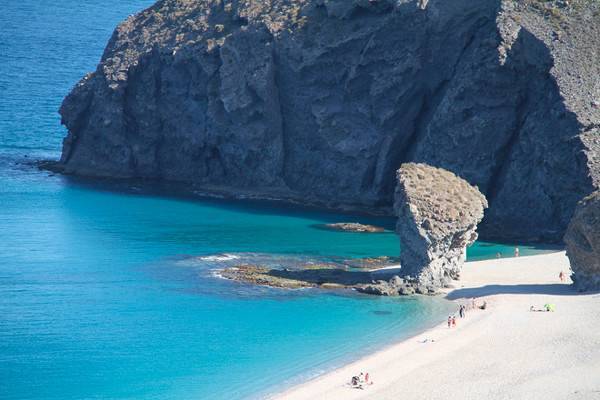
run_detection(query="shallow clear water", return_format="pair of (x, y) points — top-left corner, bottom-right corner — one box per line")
(0, 1), (556, 399)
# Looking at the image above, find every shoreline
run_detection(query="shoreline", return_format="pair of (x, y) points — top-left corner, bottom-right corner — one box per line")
(36, 160), (565, 245)
(270, 252), (600, 400)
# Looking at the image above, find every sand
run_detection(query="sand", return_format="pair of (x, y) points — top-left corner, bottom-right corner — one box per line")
(271, 252), (600, 400)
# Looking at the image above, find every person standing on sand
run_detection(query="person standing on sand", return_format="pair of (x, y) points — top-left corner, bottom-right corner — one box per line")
(514, 247), (520, 257)
(452, 316), (457, 327)
(448, 316), (452, 328)
(459, 305), (465, 318)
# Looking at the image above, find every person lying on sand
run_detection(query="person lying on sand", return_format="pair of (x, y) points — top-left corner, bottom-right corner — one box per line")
(530, 304), (555, 312)
(351, 375), (362, 389)
(350, 372), (374, 389)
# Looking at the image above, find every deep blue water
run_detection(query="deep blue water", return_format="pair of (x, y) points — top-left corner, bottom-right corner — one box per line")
(0, 1), (555, 399)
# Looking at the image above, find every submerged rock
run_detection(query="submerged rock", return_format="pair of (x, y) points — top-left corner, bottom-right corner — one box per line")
(50, 0), (599, 243)
(219, 265), (316, 289)
(394, 163), (488, 292)
(321, 223), (385, 233)
(220, 264), (373, 290)
(344, 256), (399, 269)
(564, 191), (600, 292)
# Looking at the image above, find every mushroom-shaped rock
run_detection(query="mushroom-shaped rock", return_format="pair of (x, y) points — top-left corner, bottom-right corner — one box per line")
(394, 163), (488, 291)
(564, 191), (600, 292)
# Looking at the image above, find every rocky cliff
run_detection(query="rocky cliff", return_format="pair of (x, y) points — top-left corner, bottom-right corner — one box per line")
(394, 163), (488, 290)
(54, 0), (600, 242)
(564, 191), (600, 292)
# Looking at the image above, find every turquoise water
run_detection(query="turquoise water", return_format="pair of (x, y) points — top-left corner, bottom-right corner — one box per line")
(0, 1), (555, 399)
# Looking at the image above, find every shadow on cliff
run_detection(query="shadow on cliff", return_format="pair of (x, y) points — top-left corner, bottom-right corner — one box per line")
(475, 25), (591, 243)
(446, 284), (599, 299)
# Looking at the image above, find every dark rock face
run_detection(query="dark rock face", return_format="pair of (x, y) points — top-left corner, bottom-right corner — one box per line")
(394, 163), (488, 291)
(55, 0), (599, 241)
(564, 191), (600, 292)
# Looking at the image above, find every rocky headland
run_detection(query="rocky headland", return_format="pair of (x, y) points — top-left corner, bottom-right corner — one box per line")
(564, 190), (600, 292)
(49, 0), (600, 243)
(394, 163), (488, 290)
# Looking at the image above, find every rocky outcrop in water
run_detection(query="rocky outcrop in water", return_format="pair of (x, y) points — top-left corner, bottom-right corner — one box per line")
(564, 191), (600, 292)
(220, 264), (420, 295)
(321, 222), (385, 233)
(52, 0), (599, 242)
(394, 163), (488, 291)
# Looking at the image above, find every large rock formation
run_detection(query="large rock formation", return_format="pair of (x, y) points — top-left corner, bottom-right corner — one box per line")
(394, 163), (487, 290)
(52, 0), (599, 242)
(564, 191), (600, 292)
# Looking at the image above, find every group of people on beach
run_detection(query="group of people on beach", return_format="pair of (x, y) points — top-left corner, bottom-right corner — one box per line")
(530, 304), (556, 312)
(350, 372), (372, 389)
(447, 315), (457, 328)
(495, 246), (520, 258)
(447, 299), (488, 327)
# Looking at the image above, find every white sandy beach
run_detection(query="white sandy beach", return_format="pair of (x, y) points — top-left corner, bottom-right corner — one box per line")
(272, 252), (600, 400)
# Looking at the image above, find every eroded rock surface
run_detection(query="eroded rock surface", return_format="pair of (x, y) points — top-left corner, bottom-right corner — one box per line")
(564, 191), (600, 292)
(52, 0), (600, 242)
(394, 163), (488, 291)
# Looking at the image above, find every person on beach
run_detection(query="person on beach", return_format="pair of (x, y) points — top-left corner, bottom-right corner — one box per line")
(365, 372), (372, 385)
(351, 375), (361, 388)
(459, 305), (465, 318)
(514, 247), (520, 257)
(452, 316), (457, 327)
(559, 271), (566, 282)
(448, 316), (452, 328)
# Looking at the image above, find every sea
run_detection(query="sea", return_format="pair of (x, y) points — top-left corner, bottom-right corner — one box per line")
(0, 1), (555, 399)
